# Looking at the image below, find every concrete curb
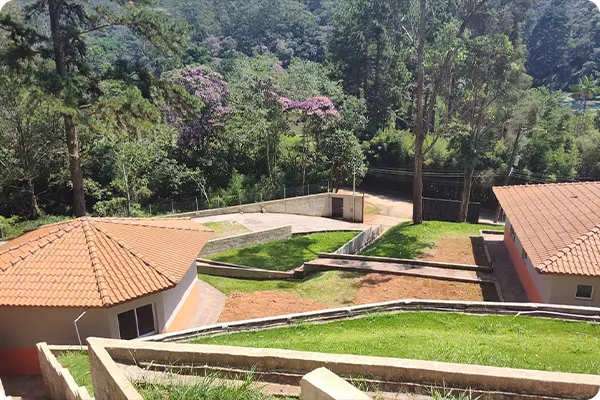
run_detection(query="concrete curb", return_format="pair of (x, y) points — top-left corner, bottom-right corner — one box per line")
(143, 299), (600, 343)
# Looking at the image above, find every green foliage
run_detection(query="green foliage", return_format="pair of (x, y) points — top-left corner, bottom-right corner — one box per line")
(193, 311), (600, 375)
(207, 231), (359, 270)
(361, 221), (501, 259)
(56, 351), (93, 395)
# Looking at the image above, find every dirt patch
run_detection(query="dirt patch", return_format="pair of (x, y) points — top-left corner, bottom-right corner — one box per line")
(419, 236), (488, 266)
(352, 273), (499, 304)
(1, 375), (49, 399)
(218, 291), (329, 322)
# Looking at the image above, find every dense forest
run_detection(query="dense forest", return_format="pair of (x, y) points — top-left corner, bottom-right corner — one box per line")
(0, 0), (599, 222)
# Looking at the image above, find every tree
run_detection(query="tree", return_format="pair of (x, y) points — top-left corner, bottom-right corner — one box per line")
(1, 0), (187, 216)
(570, 75), (599, 112)
(321, 129), (367, 190)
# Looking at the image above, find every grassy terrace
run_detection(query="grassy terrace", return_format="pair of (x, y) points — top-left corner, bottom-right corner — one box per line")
(205, 231), (359, 271)
(192, 312), (600, 375)
(360, 221), (501, 259)
(201, 271), (362, 306)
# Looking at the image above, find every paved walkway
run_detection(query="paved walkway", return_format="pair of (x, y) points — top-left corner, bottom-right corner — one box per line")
(186, 280), (226, 329)
(479, 233), (528, 302)
(0, 376), (48, 400)
(193, 213), (371, 234)
(304, 258), (480, 282)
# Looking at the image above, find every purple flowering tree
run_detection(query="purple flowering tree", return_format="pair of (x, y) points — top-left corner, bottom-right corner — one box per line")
(279, 95), (338, 192)
(161, 66), (230, 150)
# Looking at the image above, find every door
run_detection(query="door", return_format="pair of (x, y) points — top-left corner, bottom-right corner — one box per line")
(332, 197), (344, 219)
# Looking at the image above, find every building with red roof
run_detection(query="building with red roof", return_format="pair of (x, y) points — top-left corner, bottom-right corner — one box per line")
(494, 181), (600, 306)
(0, 217), (212, 374)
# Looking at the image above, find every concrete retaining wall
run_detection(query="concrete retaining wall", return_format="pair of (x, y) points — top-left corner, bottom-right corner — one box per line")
(300, 367), (370, 400)
(88, 339), (142, 400)
(165, 193), (364, 222)
(36, 343), (92, 400)
(200, 226), (292, 256)
(333, 225), (382, 255)
(146, 299), (600, 344)
(197, 259), (299, 280)
(91, 337), (600, 399)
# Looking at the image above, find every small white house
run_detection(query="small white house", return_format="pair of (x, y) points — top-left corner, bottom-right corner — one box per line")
(0, 217), (212, 375)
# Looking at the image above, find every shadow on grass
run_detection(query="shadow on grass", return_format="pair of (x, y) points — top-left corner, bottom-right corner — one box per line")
(360, 221), (433, 259)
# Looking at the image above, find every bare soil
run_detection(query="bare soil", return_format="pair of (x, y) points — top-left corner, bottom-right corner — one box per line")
(217, 272), (499, 322)
(419, 236), (488, 266)
(353, 273), (499, 304)
(217, 291), (329, 322)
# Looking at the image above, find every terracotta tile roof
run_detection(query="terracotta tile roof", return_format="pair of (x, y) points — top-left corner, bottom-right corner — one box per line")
(0, 217), (212, 307)
(494, 181), (600, 276)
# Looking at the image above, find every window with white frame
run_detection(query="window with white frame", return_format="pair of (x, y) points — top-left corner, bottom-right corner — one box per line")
(575, 285), (594, 300)
(510, 225), (516, 241)
(117, 304), (156, 340)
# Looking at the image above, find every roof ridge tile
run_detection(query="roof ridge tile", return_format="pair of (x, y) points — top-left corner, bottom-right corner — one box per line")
(539, 223), (600, 273)
(90, 221), (177, 286)
(93, 218), (212, 233)
(82, 219), (112, 307)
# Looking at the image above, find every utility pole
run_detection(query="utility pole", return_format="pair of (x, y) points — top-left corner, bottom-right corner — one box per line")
(494, 155), (520, 223)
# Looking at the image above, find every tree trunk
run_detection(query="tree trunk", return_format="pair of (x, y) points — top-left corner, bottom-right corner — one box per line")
(49, 0), (86, 216)
(413, 134), (424, 224)
(26, 179), (40, 219)
(65, 115), (86, 216)
(412, 0), (427, 224)
(459, 162), (476, 222)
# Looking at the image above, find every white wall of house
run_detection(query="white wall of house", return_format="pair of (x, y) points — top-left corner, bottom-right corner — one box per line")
(162, 262), (198, 330)
(549, 275), (600, 307)
(505, 218), (553, 302)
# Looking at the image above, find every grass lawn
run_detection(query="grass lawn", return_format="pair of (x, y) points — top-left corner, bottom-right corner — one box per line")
(56, 351), (93, 394)
(202, 221), (251, 239)
(205, 231), (359, 271)
(361, 221), (501, 259)
(364, 204), (381, 215)
(200, 271), (363, 306)
(191, 311), (600, 375)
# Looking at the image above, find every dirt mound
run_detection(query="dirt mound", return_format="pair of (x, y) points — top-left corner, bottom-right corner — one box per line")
(419, 236), (488, 266)
(352, 273), (492, 304)
(217, 291), (329, 322)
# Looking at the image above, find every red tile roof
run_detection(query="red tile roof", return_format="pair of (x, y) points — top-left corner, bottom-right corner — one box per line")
(494, 182), (600, 276)
(0, 218), (212, 307)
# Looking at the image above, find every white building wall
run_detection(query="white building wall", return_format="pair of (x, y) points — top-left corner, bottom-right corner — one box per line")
(162, 262), (198, 330)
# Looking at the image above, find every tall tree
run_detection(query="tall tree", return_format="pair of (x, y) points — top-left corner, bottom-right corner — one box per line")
(1, 0), (187, 216)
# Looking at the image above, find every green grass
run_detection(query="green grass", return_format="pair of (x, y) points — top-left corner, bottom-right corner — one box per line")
(364, 204), (381, 215)
(191, 311), (600, 375)
(206, 231), (359, 271)
(360, 221), (501, 259)
(136, 372), (288, 400)
(202, 221), (251, 239)
(200, 271), (363, 306)
(0, 215), (71, 240)
(56, 351), (93, 394)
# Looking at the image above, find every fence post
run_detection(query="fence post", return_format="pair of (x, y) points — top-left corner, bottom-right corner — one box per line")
(195, 197), (199, 211)
(308, 184), (310, 195)
(217, 199), (221, 208)
(260, 192), (263, 203)
(149, 204), (152, 214)
(239, 194), (241, 205)
(171, 200), (174, 214)
(283, 186), (286, 199)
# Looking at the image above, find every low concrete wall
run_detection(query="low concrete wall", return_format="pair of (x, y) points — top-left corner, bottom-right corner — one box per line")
(166, 193), (364, 222)
(92, 337), (600, 399)
(197, 259), (299, 280)
(88, 338), (142, 400)
(333, 226), (382, 255)
(300, 367), (370, 400)
(200, 225), (292, 256)
(36, 343), (92, 400)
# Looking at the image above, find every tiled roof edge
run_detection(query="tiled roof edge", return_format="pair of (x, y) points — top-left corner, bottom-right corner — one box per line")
(0, 220), (79, 272)
(537, 224), (600, 274)
(90, 221), (178, 286)
(93, 218), (213, 233)
(494, 181), (599, 192)
(82, 219), (113, 306)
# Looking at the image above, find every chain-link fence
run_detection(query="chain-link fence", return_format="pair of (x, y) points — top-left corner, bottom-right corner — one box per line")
(140, 181), (332, 216)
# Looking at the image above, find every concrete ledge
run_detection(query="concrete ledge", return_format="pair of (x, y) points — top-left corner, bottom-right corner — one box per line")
(144, 299), (600, 344)
(37, 342), (92, 400)
(316, 253), (493, 272)
(481, 229), (504, 235)
(300, 367), (371, 400)
(197, 260), (299, 280)
(200, 225), (292, 256)
(91, 337), (600, 399)
(333, 226), (383, 255)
